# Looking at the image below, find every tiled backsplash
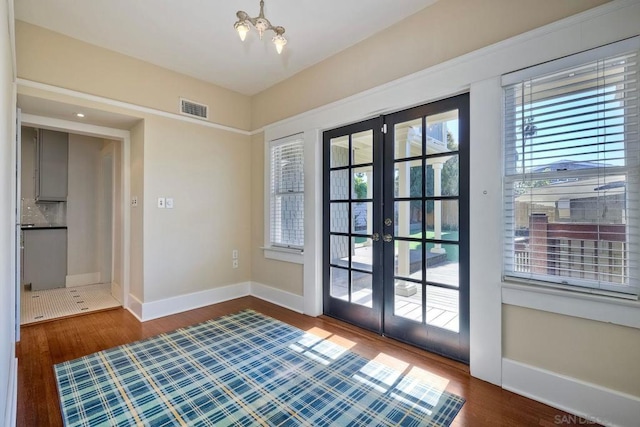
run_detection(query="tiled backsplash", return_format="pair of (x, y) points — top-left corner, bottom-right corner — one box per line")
(21, 198), (66, 226)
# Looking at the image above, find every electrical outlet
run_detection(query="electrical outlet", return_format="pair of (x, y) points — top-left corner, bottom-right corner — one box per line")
(131, 196), (138, 207)
(232, 250), (238, 259)
(166, 198), (174, 209)
(232, 260), (239, 269)
(157, 197), (165, 209)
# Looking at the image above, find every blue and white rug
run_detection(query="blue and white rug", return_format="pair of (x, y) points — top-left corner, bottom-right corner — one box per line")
(55, 309), (464, 426)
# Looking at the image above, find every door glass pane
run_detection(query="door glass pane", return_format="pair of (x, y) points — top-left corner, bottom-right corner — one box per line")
(426, 243), (459, 288)
(394, 118), (422, 160)
(330, 169), (349, 200)
(425, 110), (458, 155)
(395, 239), (422, 280)
(426, 285), (459, 332)
(352, 202), (372, 234)
(352, 271), (373, 307)
(352, 130), (373, 166)
(426, 200), (458, 241)
(394, 159), (423, 198)
(330, 267), (349, 301)
(426, 155), (459, 197)
(394, 201), (420, 239)
(352, 166), (373, 200)
(330, 136), (349, 168)
(329, 235), (349, 267)
(330, 203), (349, 233)
(394, 279), (422, 322)
(352, 237), (373, 272)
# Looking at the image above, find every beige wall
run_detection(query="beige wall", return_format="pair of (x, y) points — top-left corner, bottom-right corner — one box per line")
(503, 305), (640, 397)
(250, 133), (303, 295)
(251, 0), (611, 129)
(15, 21), (251, 131)
(67, 134), (102, 277)
(142, 116), (252, 302)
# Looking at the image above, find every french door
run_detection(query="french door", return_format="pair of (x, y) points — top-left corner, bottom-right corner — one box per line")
(323, 94), (469, 363)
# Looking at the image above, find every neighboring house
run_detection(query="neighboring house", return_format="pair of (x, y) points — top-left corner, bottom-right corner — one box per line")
(1, 1), (639, 427)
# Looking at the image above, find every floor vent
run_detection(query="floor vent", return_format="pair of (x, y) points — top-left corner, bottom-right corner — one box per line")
(179, 98), (209, 120)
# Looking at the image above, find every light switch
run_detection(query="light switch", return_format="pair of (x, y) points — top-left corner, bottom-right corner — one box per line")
(166, 198), (174, 209)
(157, 197), (165, 209)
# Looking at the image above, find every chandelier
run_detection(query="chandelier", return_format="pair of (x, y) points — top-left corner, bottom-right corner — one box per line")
(234, 0), (287, 54)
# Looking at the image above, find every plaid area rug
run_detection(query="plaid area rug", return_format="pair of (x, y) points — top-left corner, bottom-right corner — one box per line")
(55, 310), (465, 426)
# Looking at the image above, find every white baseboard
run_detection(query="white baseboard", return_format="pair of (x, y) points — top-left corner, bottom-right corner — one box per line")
(127, 293), (143, 321)
(123, 282), (303, 323)
(250, 282), (305, 313)
(65, 272), (101, 287)
(138, 282), (251, 322)
(4, 357), (17, 427)
(502, 358), (640, 427)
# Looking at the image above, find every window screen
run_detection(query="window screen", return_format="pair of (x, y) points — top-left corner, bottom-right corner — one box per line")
(270, 135), (304, 249)
(502, 38), (639, 298)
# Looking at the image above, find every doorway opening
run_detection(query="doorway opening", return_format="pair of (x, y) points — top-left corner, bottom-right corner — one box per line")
(18, 126), (123, 325)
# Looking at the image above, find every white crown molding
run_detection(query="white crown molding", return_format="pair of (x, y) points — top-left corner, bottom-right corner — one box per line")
(503, 358), (640, 427)
(17, 79), (252, 136)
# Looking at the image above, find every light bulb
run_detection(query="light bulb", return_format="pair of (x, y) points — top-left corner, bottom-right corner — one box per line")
(234, 21), (250, 41)
(273, 34), (287, 54)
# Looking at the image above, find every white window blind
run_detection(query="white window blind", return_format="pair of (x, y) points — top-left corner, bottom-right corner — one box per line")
(502, 38), (640, 298)
(270, 135), (304, 249)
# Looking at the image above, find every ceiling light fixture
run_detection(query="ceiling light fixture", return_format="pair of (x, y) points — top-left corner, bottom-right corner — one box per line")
(234, 0), (287, 54)
(75, 113), (85, 118)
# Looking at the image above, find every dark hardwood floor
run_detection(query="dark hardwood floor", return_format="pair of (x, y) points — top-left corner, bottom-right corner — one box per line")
(17, 296), (585, 426)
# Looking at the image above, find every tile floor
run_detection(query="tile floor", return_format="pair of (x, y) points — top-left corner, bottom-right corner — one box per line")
(20, 283), (121, 325)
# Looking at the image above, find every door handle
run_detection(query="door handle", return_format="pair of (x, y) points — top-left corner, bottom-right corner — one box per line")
(372, 233), (380, 241)
(383, 234), (393, 242)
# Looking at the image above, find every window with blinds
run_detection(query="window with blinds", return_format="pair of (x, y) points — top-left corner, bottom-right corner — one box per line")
(502, 38), (640, 298)
(270, 135), (304, 249)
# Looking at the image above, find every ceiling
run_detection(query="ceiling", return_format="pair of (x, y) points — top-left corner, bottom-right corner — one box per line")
(15, 0), (438, 96)
(18, 94), (142, 130)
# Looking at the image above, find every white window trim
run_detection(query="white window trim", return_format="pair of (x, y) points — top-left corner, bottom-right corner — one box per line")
(502, 280), (640, 329)
(263, 133), (305, 264)
(501, 36), (640, 300)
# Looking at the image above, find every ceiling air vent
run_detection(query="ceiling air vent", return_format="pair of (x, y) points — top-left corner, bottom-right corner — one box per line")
(179, 98), (209, 120)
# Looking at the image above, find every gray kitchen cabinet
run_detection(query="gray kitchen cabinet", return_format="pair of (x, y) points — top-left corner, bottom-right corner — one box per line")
(36, 129), (68, 202)
(23, 228), (68, 290)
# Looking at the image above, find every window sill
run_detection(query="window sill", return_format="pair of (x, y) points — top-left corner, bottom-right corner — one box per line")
(501, 280), (640, 329)
(262, 246), (304, 264)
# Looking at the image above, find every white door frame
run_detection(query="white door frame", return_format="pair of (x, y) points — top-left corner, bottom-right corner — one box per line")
(99, 145), (115, 288)
(19, 114), (131, 309)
